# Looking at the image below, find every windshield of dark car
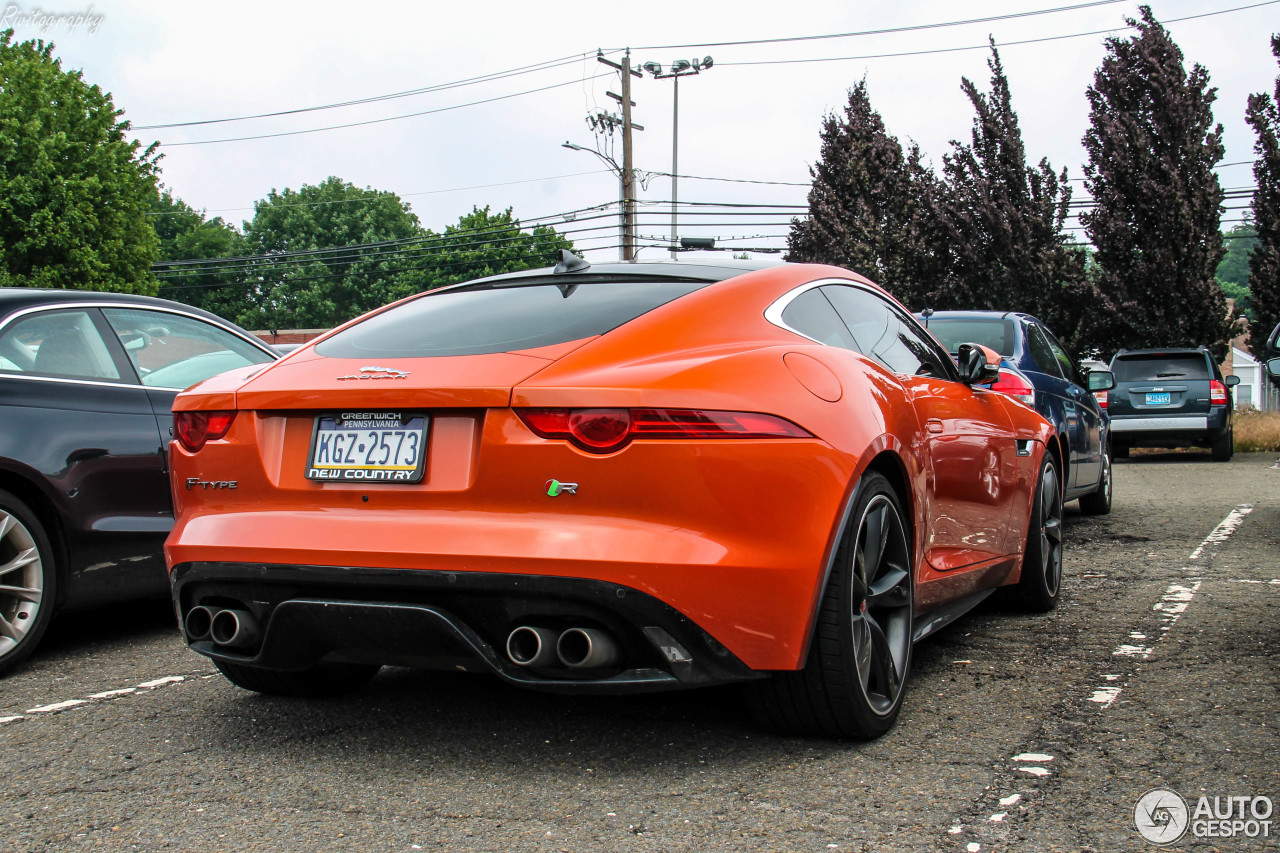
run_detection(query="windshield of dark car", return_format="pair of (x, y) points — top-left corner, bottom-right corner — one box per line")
(922, 318), (1016, 356)
(1112, 354), (1209, 382)
(315, 279), (713, 358)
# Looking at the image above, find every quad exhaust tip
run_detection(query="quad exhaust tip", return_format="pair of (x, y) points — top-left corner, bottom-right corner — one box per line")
(186, 605), (261, 650)
(505, 626), (622, 670)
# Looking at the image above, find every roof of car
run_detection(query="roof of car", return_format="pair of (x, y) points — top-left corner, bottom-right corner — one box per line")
(916, 309), (1040, 323)
(0, 287), (233, 326)
(1112, 347), (1210, 357)
(459, 257), (783, 289)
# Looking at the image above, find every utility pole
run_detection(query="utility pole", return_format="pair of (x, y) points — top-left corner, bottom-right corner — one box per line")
(598, 49), (643, 261)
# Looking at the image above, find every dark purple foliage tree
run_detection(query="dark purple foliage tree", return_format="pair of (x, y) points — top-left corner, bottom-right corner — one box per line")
(1081, 6), (1231, 358)
(935, 41), (1094, 353)
(787, 80), (940, 309)
(1246, 35), (1280, 356)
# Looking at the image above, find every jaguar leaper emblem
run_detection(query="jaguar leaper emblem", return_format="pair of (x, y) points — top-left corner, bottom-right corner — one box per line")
(336, 366), (410, 381)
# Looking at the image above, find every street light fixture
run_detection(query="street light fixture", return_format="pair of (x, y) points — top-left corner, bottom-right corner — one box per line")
(643, 55), (713, 259)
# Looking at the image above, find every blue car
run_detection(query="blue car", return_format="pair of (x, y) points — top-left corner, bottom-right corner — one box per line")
(919, 311), (1116, 515)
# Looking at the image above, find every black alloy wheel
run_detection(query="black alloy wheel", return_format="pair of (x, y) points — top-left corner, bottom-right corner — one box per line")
(1078, 447), (1112, 515)
(746, 471), (914, 738)
(1016, 456), (1064, 611)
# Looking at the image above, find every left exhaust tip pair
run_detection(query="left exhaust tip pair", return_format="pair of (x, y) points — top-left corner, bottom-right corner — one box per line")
(184, 605), (259, 650)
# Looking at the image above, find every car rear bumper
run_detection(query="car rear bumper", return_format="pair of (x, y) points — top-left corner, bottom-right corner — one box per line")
(171, 562), (762, 693)
(1110, 415), (1209, 432)
(1108, 407), (1229, 446)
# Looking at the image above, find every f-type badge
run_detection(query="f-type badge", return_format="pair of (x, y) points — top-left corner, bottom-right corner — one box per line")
(545, 479), (578, 497)
(336, 365), (410, 381)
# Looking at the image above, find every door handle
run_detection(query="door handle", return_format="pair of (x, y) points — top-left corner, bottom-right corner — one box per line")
(926, 419), (944, 434)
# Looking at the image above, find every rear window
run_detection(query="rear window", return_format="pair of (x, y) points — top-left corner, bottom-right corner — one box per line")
(315, 279), (711, 358)
(923, 318), (1016, 356)
(1112, 354), (1210, 382)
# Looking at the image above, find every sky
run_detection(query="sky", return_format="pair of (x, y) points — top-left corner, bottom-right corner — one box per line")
(10, 0), (1279, 261)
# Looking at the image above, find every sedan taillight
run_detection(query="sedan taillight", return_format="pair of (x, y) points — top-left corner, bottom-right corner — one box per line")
(174, 411), (237, 452)
(516, 408), (812, 454)
(988, 368), (1036, 406)
(1210, 380), (1228, 405)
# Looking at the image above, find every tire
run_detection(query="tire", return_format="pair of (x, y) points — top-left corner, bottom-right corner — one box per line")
(1077, 447), (1113, 515)
(1016, 455), (1065, 612)
(1211, 427), (1233, 462)
(0, 489), (56, 678)
(213, 658), (380, 697)
(746, 471), (913, 739)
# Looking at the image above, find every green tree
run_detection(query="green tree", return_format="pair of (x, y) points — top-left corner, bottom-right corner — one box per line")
(415, 206), (574, 291)
(1081, 6), (1231, 358)
(0, 30), (160, 292)
(151, 190), (250, 320)
(238, 177), (428, 329)
(1246, 35), (1280, 356)
(935, 41), (1093, 352)
(1216, 219), (1258, 289)
(786, 79), (940, 307)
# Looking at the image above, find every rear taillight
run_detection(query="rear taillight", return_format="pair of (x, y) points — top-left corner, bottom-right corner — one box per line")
(174, 411), (237, 452)
(1095, 390), (1109, 409)
(516, 408), (812, 454)
(988, 368), (1036, 406)
(1210, 380), (1228, 405)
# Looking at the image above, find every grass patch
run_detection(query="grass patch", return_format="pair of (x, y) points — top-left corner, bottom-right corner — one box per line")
(1234, 409), (1280, 452)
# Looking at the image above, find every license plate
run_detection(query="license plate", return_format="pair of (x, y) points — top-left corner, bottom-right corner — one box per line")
(306, 412), (427, 482)
(1145, 392), (1171, 405)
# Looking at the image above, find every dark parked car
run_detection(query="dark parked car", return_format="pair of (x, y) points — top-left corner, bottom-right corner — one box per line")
(1106, 347), (1239, 461)
(921, 311), (1115, 514)
(1266, 323), (1280, 389)
(0, 289), (276, 675)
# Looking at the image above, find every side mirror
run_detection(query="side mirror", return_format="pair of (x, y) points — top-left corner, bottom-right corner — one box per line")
(957, 343), (1002, 385)
(1268, 322), (1280, 354)
(1268, 357), (1280, 378)
(1225, 374), (1241, 388)
(1087, 370), (1115, 392)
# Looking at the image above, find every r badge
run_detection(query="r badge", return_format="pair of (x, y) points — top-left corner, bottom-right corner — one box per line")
(545, 479), (578, 497)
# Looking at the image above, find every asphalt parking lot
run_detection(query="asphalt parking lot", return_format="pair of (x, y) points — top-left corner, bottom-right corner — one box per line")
(3, 452), (1278, 852)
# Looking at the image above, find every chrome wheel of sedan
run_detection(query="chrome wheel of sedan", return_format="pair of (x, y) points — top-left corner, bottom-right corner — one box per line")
(0, 490), (54, 676)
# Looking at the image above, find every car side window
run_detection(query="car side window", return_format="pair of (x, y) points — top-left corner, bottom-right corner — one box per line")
(1043, 331), (1081, 385)
(779, 288), (859, 351)
(0, 310), (122, 381)
(101, 308), (273, 389)
(822, 285), (950, 377)
(1026, 324), (1063, 379)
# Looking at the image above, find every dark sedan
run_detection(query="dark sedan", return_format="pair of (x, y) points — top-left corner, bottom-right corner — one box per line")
(920, 311), (1115, 514)
(0, 289), (276, 675)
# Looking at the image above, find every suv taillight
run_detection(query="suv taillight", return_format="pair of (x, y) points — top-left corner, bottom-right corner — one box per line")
(989, 368), (1036, 406)
(517, 408), (812, 454)
(1210, 380), (1228, 405)
(1095, 390), (1108, 409)
(174, 411), (236, 452)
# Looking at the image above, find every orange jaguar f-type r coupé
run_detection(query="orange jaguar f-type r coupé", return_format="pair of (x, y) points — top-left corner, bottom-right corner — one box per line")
(166, 254), (1060, 739)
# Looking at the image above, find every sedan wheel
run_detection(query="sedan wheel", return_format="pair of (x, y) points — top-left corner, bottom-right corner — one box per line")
(1077, 447), (1112, 515)
(746, 471), (913, 738)
(1015, 456), (1064, 611)
(0, 490), (55, 677)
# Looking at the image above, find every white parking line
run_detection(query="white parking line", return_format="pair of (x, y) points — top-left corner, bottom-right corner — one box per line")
(1, 673), (204, 726)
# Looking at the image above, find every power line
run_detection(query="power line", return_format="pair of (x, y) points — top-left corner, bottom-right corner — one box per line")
(136, 52), (606, 129)
(160, 73), (613, 147)
(628, 0), (1127, 50)
(717, 1), (1280, 68)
